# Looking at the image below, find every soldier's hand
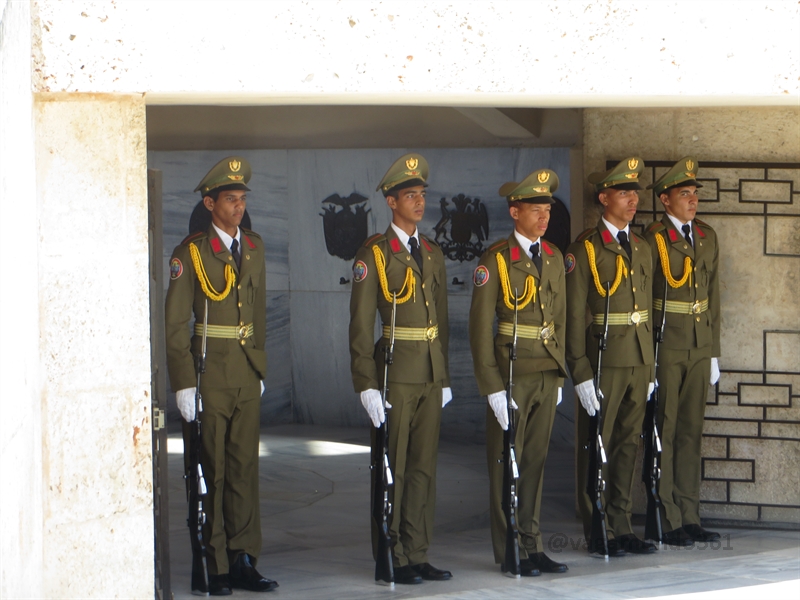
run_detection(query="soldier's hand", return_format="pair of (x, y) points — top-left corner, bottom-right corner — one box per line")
(488, 391), (517, 431)
(442, 387), (453, 408)
(647, 381), (655, 400)
(575, 380), (600, 417)
(557, 387), (563, 405)
(710, 357), (720, 386)
(360, 389), (386, 427)
(176, 387), (197, 422)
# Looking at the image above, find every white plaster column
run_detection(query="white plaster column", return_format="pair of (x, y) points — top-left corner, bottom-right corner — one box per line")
(34, 94), (154, 598)
(0, 1), (44, 597)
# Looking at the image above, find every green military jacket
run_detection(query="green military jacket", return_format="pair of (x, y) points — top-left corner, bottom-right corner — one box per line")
(469, 233), (567, 396)
(349, 226), (450, 391)
(565, 221), (655, 386)
(645, 216), (720, 356)
(165, 226), (267, 392)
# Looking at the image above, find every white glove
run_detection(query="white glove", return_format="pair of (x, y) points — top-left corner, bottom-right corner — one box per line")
(260, 381), (265, 396)
(557, 387), (563, 405)
(488, 390), (517, 431)
(361, 389), (390, 428)
(710, 357), (720, 386)
(647, 381), (655, 400)
(575, 380), (600, 417)
(176, 387), (197, 422)
(442, 387), (453, 408)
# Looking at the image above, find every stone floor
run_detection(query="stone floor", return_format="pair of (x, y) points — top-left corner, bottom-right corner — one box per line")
(166, 424), (800, 599)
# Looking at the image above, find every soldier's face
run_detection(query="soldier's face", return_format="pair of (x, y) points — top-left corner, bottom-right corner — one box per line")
(660, 186), (698, 224)
(387, 185), (426, 231)
(510, 202), (551, 240)
(204, 190), (247, 234)
(599, 187), (639, 228)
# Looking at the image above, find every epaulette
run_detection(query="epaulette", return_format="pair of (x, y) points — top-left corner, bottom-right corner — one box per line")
(242, 227), (262, 240)
(180, 231), (206, 245)
(694, 217), (713, 230)
(576, 227), (595, 242)
(646, 221), (666, 234)
(362, 233), (385, 247)
(488, 238), (509, 252)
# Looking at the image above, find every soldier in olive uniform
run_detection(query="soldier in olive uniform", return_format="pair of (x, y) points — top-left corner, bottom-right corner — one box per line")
(565, 158), (657, 556)
(349, 154), (453, 585)
(644, 157), (721, 546)
(469, 169), (569, 576)
(165, 157), (277, 595)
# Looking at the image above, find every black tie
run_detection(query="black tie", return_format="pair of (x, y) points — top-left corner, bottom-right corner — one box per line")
(409, 237), (423, 270)
(530, 242), (543, 275)
(682, 224), (693, 247)
(617, 231), (632, 260)
(231, 239), (241, 269)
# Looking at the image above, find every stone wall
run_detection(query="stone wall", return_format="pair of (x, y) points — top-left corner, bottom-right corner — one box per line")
(583, 107), (800, 525)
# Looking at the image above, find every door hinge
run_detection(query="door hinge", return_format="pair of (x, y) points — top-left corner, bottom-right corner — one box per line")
(153, 408), (166, 431)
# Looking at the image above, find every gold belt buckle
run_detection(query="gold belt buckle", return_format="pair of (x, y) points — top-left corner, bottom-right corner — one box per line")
(691, 301), (702, 314)
(237, 324), (249, 339)
(630, 311), (641, 324)
(540, 326), (552, 340)
(425, 326), (437, 341)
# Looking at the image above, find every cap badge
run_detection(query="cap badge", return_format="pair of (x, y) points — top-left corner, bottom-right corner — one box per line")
(533, 186), (548, 193)
(625, 173), (638, 179)
(405, 157), (419, 170)
(229, 160), (241, 172)
(537, 171), (550, 183)
(628, 158), (639, 170)
(686, 159), (694, 171)
(227, 175), (244, 181)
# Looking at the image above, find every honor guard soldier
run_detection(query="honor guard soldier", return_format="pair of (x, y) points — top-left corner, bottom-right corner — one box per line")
(349, 154), (453, 585)
(165, 157), (278, 595)
(469, 169), (569, 576)
(645, 157), (721, 546)
(565, 157), (657, 556)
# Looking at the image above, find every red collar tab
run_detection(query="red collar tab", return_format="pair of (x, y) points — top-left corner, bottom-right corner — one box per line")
(390, 238), (402, 253)
(631, 233), (640, 243)
(542, 241), (554, 256)
(668, 229), (678, 242)
(244, 235), (256, 250)
(421, 238), (432, 252)
(210, 238), (222, 253)
(601, 230), (613, 244)
(510, 246), (521, 261)
(696, 225), (706, 238)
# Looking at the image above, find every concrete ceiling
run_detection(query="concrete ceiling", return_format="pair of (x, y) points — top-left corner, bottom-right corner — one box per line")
(145, 106), (581, 150)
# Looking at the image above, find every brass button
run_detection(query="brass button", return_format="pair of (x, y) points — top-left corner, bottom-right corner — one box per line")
(422, 283), (425, 289)
(228, 256), (232, 261)
(238, 302), (242, 307)
(526, 262), (531, 268)
(539, 285), (542, 291)
(406, 256), (411, 261)
(246, 255), (250, 260)
(240, 321), (244, 326)
(543, 339), (548, 345)
(683, 244), (688, 249)
(696, 316), (701, 322)
(634, 304), (639, 310)
(240, 339), (246, 346)
(237, 284), (242, 290)
(541, 303), (545, 310)
(429, 319), (433, 324)
(542, 321), (548, 327)
(630, 269), (634, 275)
(617, 245), (622, 250)
(428, 256), (431, 260)
(695, 283), (699, 288)
(699, 242), (703, 247)
(425, 301), (429, 306)
(634, 246), (638, 251)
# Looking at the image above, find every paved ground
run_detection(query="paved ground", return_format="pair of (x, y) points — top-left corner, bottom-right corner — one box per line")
(166, 424), (800, 599)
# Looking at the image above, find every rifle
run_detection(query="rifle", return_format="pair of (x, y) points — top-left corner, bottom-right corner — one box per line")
(587, 281), (611, 560)
(371, 293), (396, 586)
(643, 279), (668, 545)
(186, 300), (210, 596)
(501, 291), (522, 577)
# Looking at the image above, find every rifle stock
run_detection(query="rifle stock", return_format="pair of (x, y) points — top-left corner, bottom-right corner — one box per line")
(187, 300), (210, 596)
(587, 281), (611, 559)
(643, 279), (668, 544)
(371, 293), (396, 586)
(501, 291), (521, 577)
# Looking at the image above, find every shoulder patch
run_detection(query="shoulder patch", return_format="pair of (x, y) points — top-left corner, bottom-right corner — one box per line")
(473, 265), (490, 287)
(353, 260), (368, 282)
(576, 228), (595, 242)
(488, 239), (509, 252)
(564, 253), (576, 274)
(169, 257), (183, 280)
(362, 233), (385, 247)
(542, 240), (554, 256)
(180, 231), (206, 245)
(646, 221), (666, 234)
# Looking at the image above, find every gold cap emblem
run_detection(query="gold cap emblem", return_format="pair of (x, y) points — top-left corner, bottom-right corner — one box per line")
(628, 158), (639, 170)
(537, 171), (550, 183)
(229, 160), (241, 172)
(406, 157), (419, 170)
(686, 159), (694, 171)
